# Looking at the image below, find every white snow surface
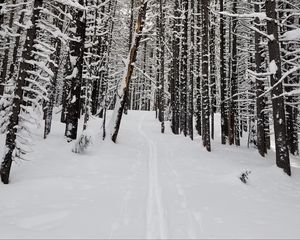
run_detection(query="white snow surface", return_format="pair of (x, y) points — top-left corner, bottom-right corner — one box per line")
(0, 111), (300, 239)
(269, 60), (278, 75)
(282, 28), (300, 41)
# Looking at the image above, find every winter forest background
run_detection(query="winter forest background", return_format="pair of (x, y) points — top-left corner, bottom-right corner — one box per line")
(0, 0), (300, 238)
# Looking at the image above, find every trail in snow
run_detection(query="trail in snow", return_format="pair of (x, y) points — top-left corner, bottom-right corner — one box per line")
(0, 111), (300, 239)
(138, 113), (168, 239)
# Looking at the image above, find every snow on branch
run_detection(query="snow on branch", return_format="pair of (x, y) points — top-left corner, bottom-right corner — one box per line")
(217, 11), (271, 21)
(281, 28), (300, 41)
(53, 0), (86, 11)
(258, 65), (300, 99)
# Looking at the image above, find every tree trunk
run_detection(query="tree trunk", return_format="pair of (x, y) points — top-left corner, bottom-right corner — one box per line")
(0, 0), (16, 97)
(8, 0), (27, 82)
(180, 0), (188, 136)
(254, 2), (267, 157)
(65, 1), (86, 140)
(110, 0), (148, 143)
(228, 0), (240, 146)
(0, 0), (43, 184)
(0, 0), (4, 30)
(189, 0), (195, 140)
(158, 0), (165, 133)
(195, 0), (202, 136)
(220, 0), (228, 144)
(44, 3), (65, 138)
(124, 0), (134, 115)
(201, 0), (211, 152)
(266, 0), (291, 176)
(210, 0), (217, 140)
(171, 0), (180, 135)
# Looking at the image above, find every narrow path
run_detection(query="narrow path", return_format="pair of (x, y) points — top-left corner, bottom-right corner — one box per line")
(138, 113), (168, 239)
(1, 111), (300, 239)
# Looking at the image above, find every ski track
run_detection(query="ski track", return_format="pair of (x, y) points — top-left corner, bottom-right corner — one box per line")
(138, 113), (168, 239)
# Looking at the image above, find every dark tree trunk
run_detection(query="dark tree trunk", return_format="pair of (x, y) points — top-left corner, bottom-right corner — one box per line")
(228, 0), (240, 146)
(195, 0), (202, 136)
(220, 0), (228, 144)
(158, 0), (165, 133)
(188, 0), (195, 140)
(210, 0), (217, 140)
(0, 0), (4, 30)
(124, 0), (134, 115)
(8, 0), (27, 82)
(65, 1), (86, 140)
(171, 0), (180, 135)
(266, 0), (291, 176)
(0, 0), (43, 184)
(201, 0), (211, 152)
(180, 0), (188, 137)
(254, 2), (267, 157)
(111, 0), (148, 143)
(0, 0), (16, 97)
(91, 1), (105, 116)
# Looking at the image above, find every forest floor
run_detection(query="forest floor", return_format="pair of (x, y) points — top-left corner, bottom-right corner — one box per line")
(0, 111), (300, 239)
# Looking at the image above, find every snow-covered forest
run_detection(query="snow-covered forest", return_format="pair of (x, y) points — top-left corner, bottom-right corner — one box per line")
(0, 0), (300, 238)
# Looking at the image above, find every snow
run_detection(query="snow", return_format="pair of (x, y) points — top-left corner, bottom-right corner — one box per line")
(269, 60), (278, 75)
(71, 95), (77, 104)
(0, 111), (300, 239)
(282, 28), (300, 41)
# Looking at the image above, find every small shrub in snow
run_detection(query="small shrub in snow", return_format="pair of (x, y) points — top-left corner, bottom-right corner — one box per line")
(239, 170), (251, 184)
(72, 132), (92, 154)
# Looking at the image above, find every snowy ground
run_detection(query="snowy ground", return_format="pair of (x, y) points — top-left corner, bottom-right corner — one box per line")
(0, 111), (300, 239)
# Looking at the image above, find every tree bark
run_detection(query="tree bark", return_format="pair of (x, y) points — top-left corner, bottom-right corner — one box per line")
(0, 0), (16, 97)
(220, 0), (228, 144)
(254, 2), (267, 157)
(201, 0), (211, 152)
(0, 0), (43, 184)
(158, 0), (165, 133)
(189, 0), (195, 140)
(110, 0), (148, 143)
(266, 0), (291, 176)
(65, 0), (86, 140)
(180, 0), (188, 136)
(171, 0), (180, 135)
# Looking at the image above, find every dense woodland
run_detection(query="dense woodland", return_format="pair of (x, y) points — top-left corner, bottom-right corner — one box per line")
(0, 0), (299, 184)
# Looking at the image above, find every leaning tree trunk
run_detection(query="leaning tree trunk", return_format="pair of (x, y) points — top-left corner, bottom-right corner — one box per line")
(265, 0), (291, 176)
(110, 0), (148, 143)
(0, 0), (43, 184)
